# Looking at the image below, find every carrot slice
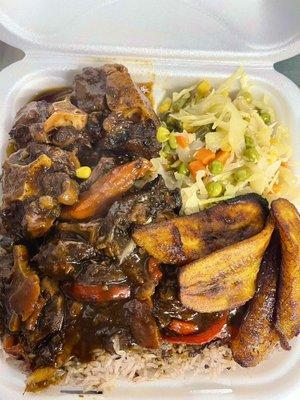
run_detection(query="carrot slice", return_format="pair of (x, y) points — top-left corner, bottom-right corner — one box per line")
(61, 158), (151, 220)
(189, 160), (205, 178)
(168, 319), (198, 335)
(215, 150), (230, 164)
(163, 313), (228, 345)
(66, 284), (131, 303)
(176, 135), (188, 148)
(194, 148), (215, 165)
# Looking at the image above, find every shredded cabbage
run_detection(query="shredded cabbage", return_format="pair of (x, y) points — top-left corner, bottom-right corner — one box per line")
(152, 67), (298, 213)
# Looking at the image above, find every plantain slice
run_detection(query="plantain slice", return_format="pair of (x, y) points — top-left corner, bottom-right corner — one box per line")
(179, 218), (274, 313)
(271, 198), (300, 347)
(133, 194), (268, 264)
(231, 234), (280, 367)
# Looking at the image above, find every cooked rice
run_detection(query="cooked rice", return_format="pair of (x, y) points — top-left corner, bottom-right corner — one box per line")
(64, 338), (235, 392)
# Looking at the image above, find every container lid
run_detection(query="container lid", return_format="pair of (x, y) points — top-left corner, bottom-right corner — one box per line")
(0, 0), (300, 64)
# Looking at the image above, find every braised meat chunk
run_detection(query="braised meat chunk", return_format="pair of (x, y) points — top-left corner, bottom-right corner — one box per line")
(34, 239), (96, 279)
(1, 142), (80, 239)
(73, 67), (108, 113)
(101, 64), (160, 158)
(9, 101), (51, 147)
(73, 64), (160, 159)
(101, 177), (180, 259)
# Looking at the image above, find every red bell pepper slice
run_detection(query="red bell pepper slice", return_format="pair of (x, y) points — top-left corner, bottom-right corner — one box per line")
(66, 283), (131, 303)
(164, 313), (228, 345)
(168, 319), (198, 335)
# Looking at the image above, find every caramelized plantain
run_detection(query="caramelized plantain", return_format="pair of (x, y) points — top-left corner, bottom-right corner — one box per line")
(271, 198), (300, 347)
(179, 218), (274, 313)
(133, 194), (268, 264)
(61, 158), (151, 220)
(231, 234), (280, 367)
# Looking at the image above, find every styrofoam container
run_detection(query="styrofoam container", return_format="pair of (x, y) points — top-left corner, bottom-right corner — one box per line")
(0, 1), (300, 399)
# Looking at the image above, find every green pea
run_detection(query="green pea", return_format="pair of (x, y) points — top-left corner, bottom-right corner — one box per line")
(243, 148), (260, 163)
(260, 111), (271, 125)
(209, 160), (224, 175)
(241, 91), (252, 103)
(166, 116), (183, 132)
(178, 163), (189, 175)
(234, 167), (251, 182)
(206, 181), (224, 198)
(245, 135), (255, 148)
(156, 126), (170, 143)
(168, 134), (178, 150)
(160, 143), (173, 159)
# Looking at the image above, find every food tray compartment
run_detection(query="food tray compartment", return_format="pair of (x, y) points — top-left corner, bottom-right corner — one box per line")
(0, 57), (299, 400)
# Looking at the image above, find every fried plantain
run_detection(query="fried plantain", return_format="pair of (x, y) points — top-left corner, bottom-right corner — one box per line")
(231, 234), (280, 367)
(133, 194), (268, 264)
(179, 218), (274, 313)
(271, 198), (300, 347)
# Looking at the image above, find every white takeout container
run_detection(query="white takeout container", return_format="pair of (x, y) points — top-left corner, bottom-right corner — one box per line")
(0, 1), (300, 399)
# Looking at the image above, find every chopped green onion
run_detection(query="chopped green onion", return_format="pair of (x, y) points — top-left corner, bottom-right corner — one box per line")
(172, 94), (190, 112)
(166, 116), (183, 133)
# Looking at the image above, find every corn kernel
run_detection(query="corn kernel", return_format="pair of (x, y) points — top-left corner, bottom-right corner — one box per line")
(156, 126), (170, 143)
(158, 97), (172, 114)
(197, 80), (212, 97)
(76, 166), (92, 180)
